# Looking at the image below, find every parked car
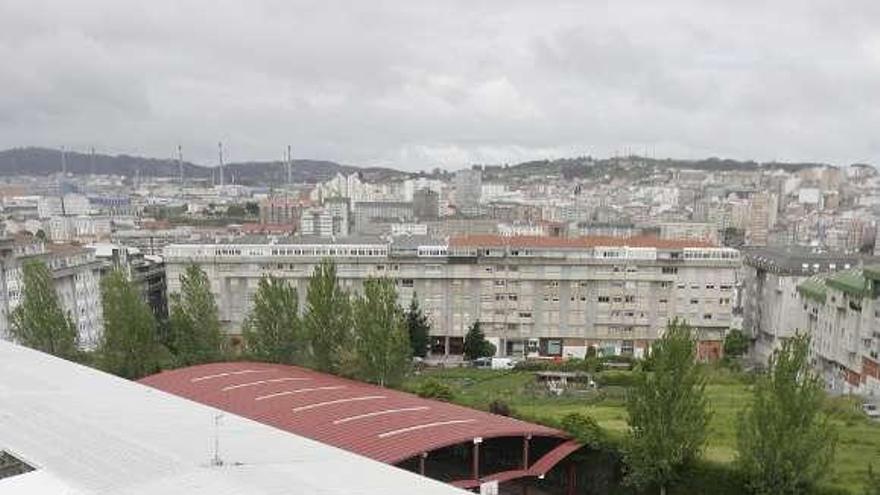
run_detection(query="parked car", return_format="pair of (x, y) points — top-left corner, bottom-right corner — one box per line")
(863, 403), (880, 420)
(472, 357), (517, 370)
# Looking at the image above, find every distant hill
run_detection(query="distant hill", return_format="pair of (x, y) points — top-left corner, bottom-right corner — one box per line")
(479, 156), (845, 181)
(0, 147), (409, 185)
(0, 147), (863, 185)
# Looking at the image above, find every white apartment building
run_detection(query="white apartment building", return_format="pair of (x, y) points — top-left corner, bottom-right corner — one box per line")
(0, 238), (104, 348)
(741, 248), (877, 365)
(164, 235), (740, 361)
(798, 266), (880, 397)
(47, 215), (113, 243)
(37, 194), (90, 218)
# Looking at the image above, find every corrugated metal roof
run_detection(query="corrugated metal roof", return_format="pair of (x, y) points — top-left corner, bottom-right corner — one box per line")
(0, 342), (468, 495)
(140, 362), (568, 465)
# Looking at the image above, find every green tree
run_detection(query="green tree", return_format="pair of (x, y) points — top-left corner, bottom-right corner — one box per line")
(625, 319), (710, 495)
(723, 329), (749, 358)
(226, 204), (246, 217)
(242, 275), (301, 364)
(405, 295), (430, 358)
(561, 412), (605, 450)
(303, 259), (351, 373)
(97, 269), (162, 379)
(348, 278), (410, 386)
(169, 264), (224, 365)
(9, 260), (79, 360)
(736, 333), (837, 495)
(463, 320), (494, 361)
(866, 464), (880, 495)
(244, 201), (260, 217)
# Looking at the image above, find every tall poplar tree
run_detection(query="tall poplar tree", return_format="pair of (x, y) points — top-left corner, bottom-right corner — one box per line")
(405, 295), (430, 358)
(303, 259), (351, 373)
(737, 333), (837, 495)
(349, 278), (410, 386)
(243, 275), (302, 364)
(625, 319), (710, 495)
(170, 264), (224, 365)
(98, 269), (161, 378)
(9, 260), (79, 360)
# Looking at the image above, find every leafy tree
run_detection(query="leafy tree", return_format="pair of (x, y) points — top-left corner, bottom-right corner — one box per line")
(303, 259), (351, 373)
(97, 269), (162, 379)
(405, 295), (430, 358)
(723, 329), (749, 358)
(348, 278), (410, 386)
(244, 201), (260, 217)
(226, 204), (246, 217)
(866, 464), (880, 495)
(561, 412), (605, 450)
(463, 321), (494, 361)
(736, 333), (837, 495)
(414, 379), (454, 401)
(9, 261), (79, 360)
(625, 319), (710, 495)
(170, 264), (224, 365)
(242, 275), (301, 364)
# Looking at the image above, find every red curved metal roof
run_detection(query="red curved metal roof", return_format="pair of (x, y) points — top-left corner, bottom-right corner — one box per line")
(139, 362), (569, 465)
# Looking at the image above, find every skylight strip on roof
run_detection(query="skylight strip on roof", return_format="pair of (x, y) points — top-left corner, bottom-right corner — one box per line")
(292, 395), (386, 412)
(377, 419), (477, 439)
(254, 385), (347, 401)
(222, 377), (311, 391)
(190, 369), (275, 382)
(333, 406), (431, 425)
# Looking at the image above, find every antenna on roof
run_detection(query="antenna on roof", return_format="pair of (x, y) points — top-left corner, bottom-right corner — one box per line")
(211, 413), (224, 467)
(177, 145), (184, 185)
(218, 141), (225, 187)
(286, 144), (292, 186)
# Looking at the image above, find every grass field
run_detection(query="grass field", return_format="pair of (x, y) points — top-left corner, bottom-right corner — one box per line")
(403, 366), (880, 494)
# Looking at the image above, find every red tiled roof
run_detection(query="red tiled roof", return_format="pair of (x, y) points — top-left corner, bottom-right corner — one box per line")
(449, 235), (715, 249)
(139, 362), (569, 465)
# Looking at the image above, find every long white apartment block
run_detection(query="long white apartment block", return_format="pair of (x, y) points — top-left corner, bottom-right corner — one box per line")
(164, 234), (740, 360)
(0, 237), (104, 347)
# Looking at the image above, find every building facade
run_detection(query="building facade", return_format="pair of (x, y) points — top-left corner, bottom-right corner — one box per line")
(741, 248), (877, 364)
(453, 169), (482, 217)
(798, 266), (880, 397)
(164, 235), (740, 360)
(0, 238), (104, 348)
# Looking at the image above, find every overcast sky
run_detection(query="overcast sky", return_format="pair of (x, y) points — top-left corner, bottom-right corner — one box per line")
(1, 1), (878, 170)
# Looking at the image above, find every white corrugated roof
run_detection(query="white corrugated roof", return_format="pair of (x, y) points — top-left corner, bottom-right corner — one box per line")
(0, 341), (466, 495)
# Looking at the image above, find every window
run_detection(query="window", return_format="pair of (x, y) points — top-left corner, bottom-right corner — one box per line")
(598, 296), (610, 303)
(691, 299), (699, 304)
(401, 279), (414, 288)
(703, 313), (713, 320)
(519, 312), (532, 318)
(624, 295), (636, 303)
(706, 284), (715, 289)
(662, 267), (678, 274)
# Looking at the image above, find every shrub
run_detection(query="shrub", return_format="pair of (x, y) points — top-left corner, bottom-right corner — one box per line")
(488, 399), (511, 416)
(414, 379), (454, 401)
(560, 412), (605, 449)
(595, 370), (638, 388)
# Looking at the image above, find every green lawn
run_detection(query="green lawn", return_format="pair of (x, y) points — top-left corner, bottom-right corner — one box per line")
(403, 367), (880, 494)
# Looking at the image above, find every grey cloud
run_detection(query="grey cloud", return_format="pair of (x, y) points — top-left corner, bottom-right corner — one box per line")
(0, 0), (878, 170)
